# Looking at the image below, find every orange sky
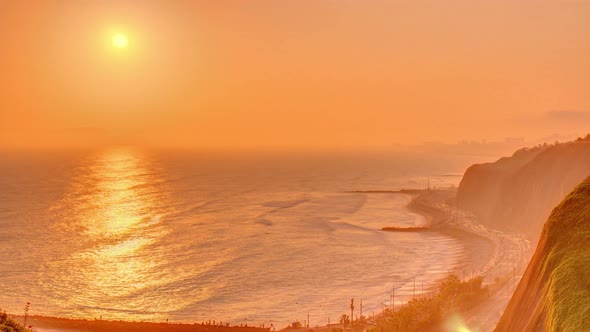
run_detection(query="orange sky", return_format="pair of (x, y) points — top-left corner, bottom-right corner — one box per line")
(1, 1), (589, 149)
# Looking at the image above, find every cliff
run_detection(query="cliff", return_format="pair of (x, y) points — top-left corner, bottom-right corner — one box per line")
(494, 177), (590, 332)
(456, 139), (590, 239)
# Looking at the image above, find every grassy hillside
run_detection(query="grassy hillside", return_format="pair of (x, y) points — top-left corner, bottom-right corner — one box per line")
(495, 177), (590, 331)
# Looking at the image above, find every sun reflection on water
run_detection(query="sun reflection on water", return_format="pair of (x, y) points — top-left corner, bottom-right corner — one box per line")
(41, 148), (193, 320)
(85, 149), (154, 238)
(15, 148), (470, 325)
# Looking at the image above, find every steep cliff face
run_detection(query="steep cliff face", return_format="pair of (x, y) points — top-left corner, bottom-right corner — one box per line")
(495, 177), (590, 332)
(456, 141), (590, 239)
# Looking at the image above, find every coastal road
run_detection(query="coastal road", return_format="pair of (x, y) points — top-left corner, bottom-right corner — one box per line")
(440, 202), (530, 332)
(464, 282), (513, 332)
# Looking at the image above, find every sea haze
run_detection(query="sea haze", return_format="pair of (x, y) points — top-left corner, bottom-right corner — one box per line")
(0, 148), (467, 327)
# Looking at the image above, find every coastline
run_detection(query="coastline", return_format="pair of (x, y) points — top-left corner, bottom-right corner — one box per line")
(404, 189), (497, 277)
(403, 189), (528, 281)
(12, 189), (524, 332)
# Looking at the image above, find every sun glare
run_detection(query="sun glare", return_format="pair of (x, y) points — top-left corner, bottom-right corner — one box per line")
(112, 33), (128, 48)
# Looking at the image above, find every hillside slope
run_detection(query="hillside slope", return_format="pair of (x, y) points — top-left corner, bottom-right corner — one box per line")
(457, 139), (590, 239)
(494, 177), (590, 332)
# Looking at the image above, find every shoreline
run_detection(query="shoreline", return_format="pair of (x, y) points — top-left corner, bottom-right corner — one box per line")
(401, 189), (521, 280)
(376, 188), (498, 276)
(405, 189), (497, 276)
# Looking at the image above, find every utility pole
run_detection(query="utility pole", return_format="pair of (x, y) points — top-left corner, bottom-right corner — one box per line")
(360, 299), (363, 319)
(413, 277), (416, 299)
(392, 285), (395, 312)
(389, 286), (394, 312)
(350, 298), (354, 331)
(506, 257), (510, 304)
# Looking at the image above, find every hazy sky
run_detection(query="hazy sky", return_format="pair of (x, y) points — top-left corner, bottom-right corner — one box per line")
(1, 1), (589, 149)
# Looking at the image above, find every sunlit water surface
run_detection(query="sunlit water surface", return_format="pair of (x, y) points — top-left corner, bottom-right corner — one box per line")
(0, 148), (467, 327)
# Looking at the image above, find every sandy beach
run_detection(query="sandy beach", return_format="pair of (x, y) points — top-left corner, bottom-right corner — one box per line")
(406, 189), (496, 276)
(411, 189), (529, 279)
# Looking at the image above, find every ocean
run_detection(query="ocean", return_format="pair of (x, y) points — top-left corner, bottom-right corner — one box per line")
(0, 147), (470, 327)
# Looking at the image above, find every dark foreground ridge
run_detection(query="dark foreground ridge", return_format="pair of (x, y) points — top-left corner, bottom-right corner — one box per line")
(495, 177), (590, 332)
(10, 315), (270, 332)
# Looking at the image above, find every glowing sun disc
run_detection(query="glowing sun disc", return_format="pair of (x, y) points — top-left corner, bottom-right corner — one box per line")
(112, 33), (128, 48)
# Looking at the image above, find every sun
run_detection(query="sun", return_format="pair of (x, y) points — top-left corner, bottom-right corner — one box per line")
(112, 33), (128, 48)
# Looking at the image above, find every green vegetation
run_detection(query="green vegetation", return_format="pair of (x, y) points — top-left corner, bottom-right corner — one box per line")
(513, 132), (590, 157)
(372, 274), (488, 332)
(541, 180), (590, 331)
(0, 311), (30, 332)
(496, 178), (590, 331)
